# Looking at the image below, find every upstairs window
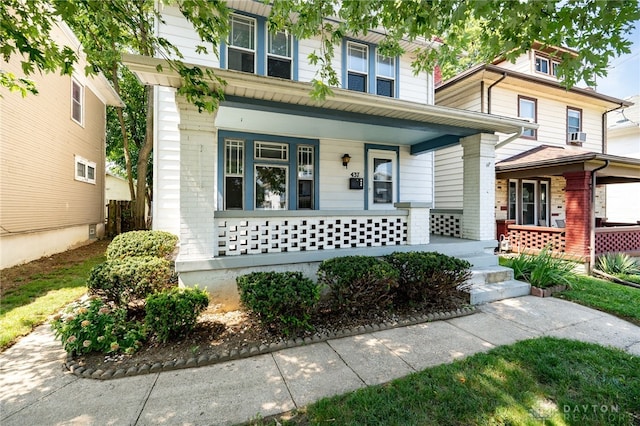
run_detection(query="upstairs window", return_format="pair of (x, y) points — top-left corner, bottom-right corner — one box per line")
(567, 107), (582, 134)
(376, 53), (395, 97)
(347, 42), (368, 92)
(535, 54), (560, 77)
(228, 15), (255, 73)
(267, 31), (292, 79)
(518, 96), (537, 139)
(71, 77), (83, 125)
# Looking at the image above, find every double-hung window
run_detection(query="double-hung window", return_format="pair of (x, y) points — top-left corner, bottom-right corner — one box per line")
(518, 96), (537, 139)
(508, 179), (550, 226)
(267, 31), (292, 79)
(222, 133), (318, 211)
(535, 53), (560, 77)
(347, 42), (368, 92)
(71, 77), (83, 125)
(376, 53), (395, 97)
(228, 15), (255, 73)
(567, 107), (581, 134)
(75, 155), (96, 184)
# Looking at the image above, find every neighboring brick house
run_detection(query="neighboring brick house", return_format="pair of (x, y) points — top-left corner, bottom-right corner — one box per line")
(435, 44), (640, 265)
(123, 1), (537, 308)
(0, 22), (121, 269)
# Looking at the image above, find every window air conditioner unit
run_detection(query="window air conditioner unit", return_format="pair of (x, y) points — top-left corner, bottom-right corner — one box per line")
(568, 132), (587, 143)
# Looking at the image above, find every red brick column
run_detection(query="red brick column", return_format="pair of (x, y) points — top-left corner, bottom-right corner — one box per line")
(563, 171), (591, 259)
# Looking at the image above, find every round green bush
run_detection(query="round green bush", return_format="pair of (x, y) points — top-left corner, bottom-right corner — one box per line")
(106, 230), (178, 260)
(237, 271), (320, 335)
(317, 255), (399, 313)
(145, 287), (209, 342)
(87, 256), (172, 306)
(384, 251), (472, 304)
(51, 297), (146, 355)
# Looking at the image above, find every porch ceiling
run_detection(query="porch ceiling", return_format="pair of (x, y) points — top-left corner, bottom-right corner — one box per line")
(496, 145), (640, 183)
(123, 54), (536, 152)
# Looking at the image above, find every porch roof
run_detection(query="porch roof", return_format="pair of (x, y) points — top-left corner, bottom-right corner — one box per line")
(496, 145), (640, 184)
(123, 54), (536, 153)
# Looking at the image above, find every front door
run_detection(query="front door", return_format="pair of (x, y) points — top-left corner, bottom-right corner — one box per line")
(368, 149), (397, 210)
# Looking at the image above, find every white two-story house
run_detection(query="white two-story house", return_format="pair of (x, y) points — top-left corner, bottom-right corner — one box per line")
(435, 43), (640, 267)
(123, 1), (536, 308)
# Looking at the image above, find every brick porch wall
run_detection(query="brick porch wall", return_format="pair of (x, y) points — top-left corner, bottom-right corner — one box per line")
(563, 171), (591, 259)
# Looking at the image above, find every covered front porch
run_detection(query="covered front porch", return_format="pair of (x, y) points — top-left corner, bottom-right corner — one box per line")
(495, 145), (640, 265)
(124, 54), (536, 308)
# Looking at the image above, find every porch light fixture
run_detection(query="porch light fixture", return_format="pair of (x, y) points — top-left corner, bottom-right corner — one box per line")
(341, 153), (351, 168)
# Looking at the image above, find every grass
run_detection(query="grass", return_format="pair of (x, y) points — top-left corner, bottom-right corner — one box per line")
(0, 254), (105, 350)
(555, 274), (640, 326)
(254, 337), (639, 425)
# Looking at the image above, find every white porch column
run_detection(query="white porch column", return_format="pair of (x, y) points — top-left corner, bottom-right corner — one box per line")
(394, 202), (431, 245)
(176, 96), (218, 259)
(460, 133), (498, 241)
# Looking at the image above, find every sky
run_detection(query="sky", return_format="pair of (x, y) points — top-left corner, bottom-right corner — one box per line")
(592, 23), (640, 100)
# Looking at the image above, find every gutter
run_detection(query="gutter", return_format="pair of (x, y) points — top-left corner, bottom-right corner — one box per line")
(495, 127), (525, 149)
(589, 160), (609, 274)
(602, 102), (627, 154)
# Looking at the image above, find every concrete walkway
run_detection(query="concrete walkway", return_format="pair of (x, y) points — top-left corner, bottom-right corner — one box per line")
(2, 296), (639, 426)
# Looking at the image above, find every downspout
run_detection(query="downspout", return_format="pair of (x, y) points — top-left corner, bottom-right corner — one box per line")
(495, 127), (525, 149)
(589, 160), (609, 274)
(602, 103), (626, 154)
(487, 72), (507, 115)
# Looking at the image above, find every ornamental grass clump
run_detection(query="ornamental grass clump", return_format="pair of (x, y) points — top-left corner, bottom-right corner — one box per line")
(596, 252), (640, 276)
(504, 246), (576, 289)
(51, 297), (146, 356)
(106, 230), (178, 260)
(384, 251), (472, 305)
(317, 256), (399, 314)
(145, 287), (209, 343)
(237, 271), (320, 336)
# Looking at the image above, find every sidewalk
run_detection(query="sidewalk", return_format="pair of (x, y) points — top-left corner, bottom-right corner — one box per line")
(2, 296), (639, 426)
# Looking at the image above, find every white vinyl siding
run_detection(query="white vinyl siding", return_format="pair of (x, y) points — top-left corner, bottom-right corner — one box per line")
(434, 145), (464, 209)
(156, 5), (220, 66)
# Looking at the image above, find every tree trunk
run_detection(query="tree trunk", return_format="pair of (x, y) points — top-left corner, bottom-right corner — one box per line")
(134, 85), (154, 230)
(111, 65), (136, 200)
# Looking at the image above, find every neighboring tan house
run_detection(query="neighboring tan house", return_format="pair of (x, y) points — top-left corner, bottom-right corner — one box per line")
(124, 1), (538, 308)
(435, 43), (640, 267)
(0, 21), (121, 269)
(605, 95), (640, 224)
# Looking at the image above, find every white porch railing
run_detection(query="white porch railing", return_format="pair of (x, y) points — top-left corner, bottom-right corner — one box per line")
(214, 210), (409, 256)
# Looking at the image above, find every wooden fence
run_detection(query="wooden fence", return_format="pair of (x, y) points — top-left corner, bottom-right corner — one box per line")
(106, 200), (135, 237)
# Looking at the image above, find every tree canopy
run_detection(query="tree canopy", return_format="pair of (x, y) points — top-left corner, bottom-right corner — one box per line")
(2, 0), (639, 103)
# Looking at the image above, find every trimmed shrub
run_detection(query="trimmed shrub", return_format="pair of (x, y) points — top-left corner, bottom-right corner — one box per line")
(145, 287), (209, 342)
(237, 272), (320, 335)
(504, 246), (576, 289)
(51, 297), (146, 355)
(317, 256), (399, 313)
(87, 256), (172, 306)
(596, 252), (640, 276)
(106, 230), (178, 260)
(384, 251), (472, 304)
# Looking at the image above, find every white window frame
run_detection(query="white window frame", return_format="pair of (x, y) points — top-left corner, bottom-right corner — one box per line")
(224, 139), (245, 210)
(347, 41), (368, 92)
(71, 77), (84, 126)
(375, 52), (395, 97)
(75, 155), (96, 184)
(266, 30), (292, 79)
(228, 14), (256, 74)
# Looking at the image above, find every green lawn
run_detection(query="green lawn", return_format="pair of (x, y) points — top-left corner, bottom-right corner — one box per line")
(256, 337), (639, 425)
(0, 254), (105, 349)
(556, 275), (640, 326)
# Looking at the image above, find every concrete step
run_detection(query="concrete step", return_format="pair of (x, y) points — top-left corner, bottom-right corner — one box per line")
(468, 279), (531, 305)
(467, 265), (514, 285)
(458, 253), (499, 268)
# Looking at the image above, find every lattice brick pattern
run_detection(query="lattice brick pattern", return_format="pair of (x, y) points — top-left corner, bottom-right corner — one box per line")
(216, 217), (407, 256)
(508, 229), (566, 253)
(430, 213), (462, 238)
(595, 229), (640, 254)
